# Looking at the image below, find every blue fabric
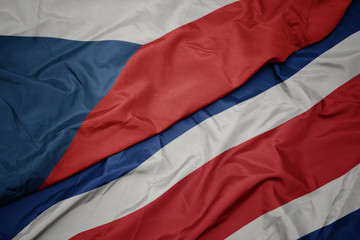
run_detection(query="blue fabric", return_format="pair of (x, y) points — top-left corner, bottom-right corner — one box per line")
(0, 36), (141, 205)
(299, 209), (360, 240)
(1, 1), (359, 238)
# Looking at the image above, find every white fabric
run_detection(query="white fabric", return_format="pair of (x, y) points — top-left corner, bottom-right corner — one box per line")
(0, 0), (235, 44)
(14, 32), (360, 240)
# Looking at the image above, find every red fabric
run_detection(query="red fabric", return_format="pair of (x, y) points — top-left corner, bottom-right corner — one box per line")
(71, 74), (360, 240)
(42, 0), (352, 188)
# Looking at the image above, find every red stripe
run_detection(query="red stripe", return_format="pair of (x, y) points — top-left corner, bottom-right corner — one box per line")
(42, 0), (352, 188)
(71, 74), (360, 240)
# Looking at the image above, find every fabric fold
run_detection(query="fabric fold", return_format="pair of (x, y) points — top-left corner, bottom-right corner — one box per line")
(42, 0), (352, 190)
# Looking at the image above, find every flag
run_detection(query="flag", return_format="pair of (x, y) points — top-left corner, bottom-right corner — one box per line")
(0, 0), (359, 239)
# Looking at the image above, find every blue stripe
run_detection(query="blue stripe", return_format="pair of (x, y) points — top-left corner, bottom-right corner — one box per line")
(298, 209), (360, 240)
(0, 37), (141, 205)
(1, 0), (360, 239)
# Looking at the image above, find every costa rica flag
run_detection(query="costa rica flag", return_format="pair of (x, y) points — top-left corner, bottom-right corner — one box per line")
(0, 0), (359, 239)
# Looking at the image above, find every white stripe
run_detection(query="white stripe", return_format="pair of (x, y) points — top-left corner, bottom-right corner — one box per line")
(0, 0), (235, 44)
(15, 32), (360, 240)
(226, 164), (360, 240)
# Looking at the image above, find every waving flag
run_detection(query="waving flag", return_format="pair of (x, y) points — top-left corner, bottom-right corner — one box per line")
(0, 0), (359, 239)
